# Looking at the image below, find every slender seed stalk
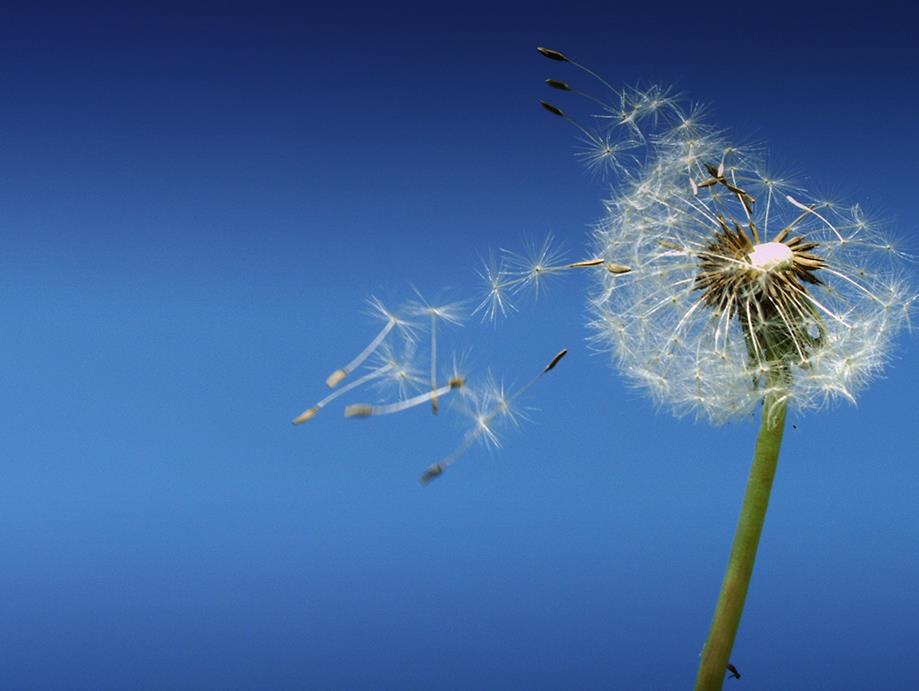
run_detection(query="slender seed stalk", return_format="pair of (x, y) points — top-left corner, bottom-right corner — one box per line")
(694, 370), (788, 690)
(430, 316), (439, 414)
(327, 318), (396, 388)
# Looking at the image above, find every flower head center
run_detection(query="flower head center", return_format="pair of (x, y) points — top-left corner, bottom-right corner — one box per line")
(693, 202), (827, 368)
(748, 242), (794, 272)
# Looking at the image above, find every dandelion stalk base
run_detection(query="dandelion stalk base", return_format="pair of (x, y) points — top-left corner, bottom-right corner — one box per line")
(694, 383), (788, 690)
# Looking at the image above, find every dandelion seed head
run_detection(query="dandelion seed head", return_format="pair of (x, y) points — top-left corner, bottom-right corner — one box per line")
(541, 57), (917, 422)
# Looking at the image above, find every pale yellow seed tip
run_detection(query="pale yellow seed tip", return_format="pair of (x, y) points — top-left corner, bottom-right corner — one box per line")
(344, 404), (373, 418)
(326, 368), (349, 388)
(292, 406), (319, 425)
(606, 263), (632, 274)
(448, 377), (465, 389)
(326, 368), (348, 388)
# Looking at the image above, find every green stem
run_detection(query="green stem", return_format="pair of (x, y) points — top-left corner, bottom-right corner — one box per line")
(694, 382), (788, 690)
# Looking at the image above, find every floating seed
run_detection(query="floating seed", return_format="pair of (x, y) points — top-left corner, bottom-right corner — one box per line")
(537, 47), (569, 62)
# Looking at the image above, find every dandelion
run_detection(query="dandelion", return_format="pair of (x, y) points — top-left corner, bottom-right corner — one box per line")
(539, 46), (915, 690)
(583, 114), (911, 424)
(294, 44), (911, 684)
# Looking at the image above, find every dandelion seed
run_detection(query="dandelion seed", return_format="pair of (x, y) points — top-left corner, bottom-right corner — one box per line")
(419, 348), (567, 484)
(537, 46), (618, 96)
(503, 234), (570, 298)
(293, 343), (421, 425)
(346, 377), (465, 419)
(409, 289), (464, 414)
(293, 364), (393, 425)
(476, 237), (621, 312)
(540, 99), (625, 174)
(325, 297), (413, 388)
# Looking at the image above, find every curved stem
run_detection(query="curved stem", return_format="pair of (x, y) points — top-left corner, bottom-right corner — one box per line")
(694, 380), (788, 690)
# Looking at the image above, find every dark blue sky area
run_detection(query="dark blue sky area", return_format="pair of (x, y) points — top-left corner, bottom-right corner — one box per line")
(1, 4), (917, 690)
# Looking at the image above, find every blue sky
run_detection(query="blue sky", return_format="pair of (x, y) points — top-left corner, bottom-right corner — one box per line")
(1, 3), (917, 689)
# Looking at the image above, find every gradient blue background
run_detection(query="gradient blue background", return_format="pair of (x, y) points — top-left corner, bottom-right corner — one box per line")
(2, 3), (917, 689)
